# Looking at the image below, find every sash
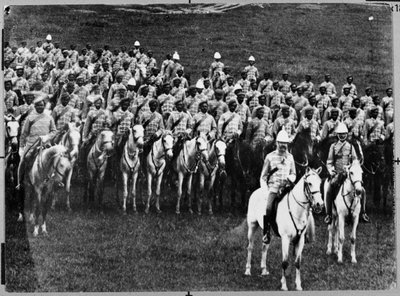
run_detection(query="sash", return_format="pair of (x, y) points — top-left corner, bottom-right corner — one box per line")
(221, 113), (236, 135)
(55, 106), (71, 125)
(28, 113), (46, 130)
(115, 111), (131, 127)
(192, 114), (208, 136)
(250, 120), (264, 140)
(134, 97), (150, 120)
(211, 101), (221, 117)
(142, 113), (156, 129)
(367, 120), (380, 138)
(186, 97), (197, 111)
(171, 114), (185, 132)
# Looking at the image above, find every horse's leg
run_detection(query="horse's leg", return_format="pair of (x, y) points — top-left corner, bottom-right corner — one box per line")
(294, 236), (306, 291)
(333, 216), (339, 255)
(337, 213), (345, 264)
(145, 173), (152, 214)
(64, 167), (73, 212)
(245, 221), (257, 276)
(350, 207), (360, 264)
(176, 172), (184, 215)
(197, 173), (205, 215)
(207, 173), (216, 215)
(132, 171), (139, 213)
(261, 237), (270, 276)
(122, 171), (128, 214)
(187, 174), (193, 214)
(154, 172), (163, 214)
(33, 189), (41, 237)
(326, 222), (334, 255)
(280, 236), (291, 291)
(41, 189), (52, 236)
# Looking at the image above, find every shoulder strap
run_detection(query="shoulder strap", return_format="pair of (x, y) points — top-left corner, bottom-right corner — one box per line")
(55, 106), (71, 125)
(221, 113), (236, 135)
(171, 114), (185, 131)
(367, 120), (380, 137)
(142, 113), (156, 129)
(192, 114), (208, 133)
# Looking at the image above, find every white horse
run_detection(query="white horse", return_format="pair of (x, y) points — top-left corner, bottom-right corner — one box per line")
(144, 130), (173, 214)
(51, 122), (81, 211)
(26, 145), (72, 236)
(85, 129), (114, 211)
(120, 125), (144, 213)
(324, 160), (363, 264)
(195, 138), (226, 215)
(245, 167), (323, 291)
(172, 133), (209, 214)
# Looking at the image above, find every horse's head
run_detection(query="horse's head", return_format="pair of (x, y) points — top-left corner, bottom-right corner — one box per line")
(47, 145), (72, 188)
(131, 124), (144, 148)
(303, 167), (324, 214)
(6, 120), (20, 149)
(345, 160), (363, 196)
(162, 131), (174, 159)
(66, 122), (81, 161)
(214, 138), (227, 169)
(99, 129), (114, 154)
(196, 133), (209, 161)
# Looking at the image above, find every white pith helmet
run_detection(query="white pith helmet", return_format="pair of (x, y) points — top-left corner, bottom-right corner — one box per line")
(248, 56), (255, 62)
(214, 52), (221, 59)
(134, 40), (140, 46)
(276, 130), (290, 143)
(335, 122), (348, 134)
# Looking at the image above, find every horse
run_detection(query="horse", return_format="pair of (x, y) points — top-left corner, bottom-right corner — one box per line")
(324, 159), (363, 264)
(219, 136), (252, 213)
(144, 130), (173, 214)
(172, 132), (209, 214)
(4, 116), (20, 154)
(51, 122), (81, 211)
(119, 125), (144, 214)
(249, 138), (275, 192)
(313, 136), (337, 178)
(361, 141), (387, 210)
(290, 127), (313, 181)
(245, 167), (323, 291)
(24, 145), (72, 236)
(85, 129), (114, 212)
(194, 138), (227, 215)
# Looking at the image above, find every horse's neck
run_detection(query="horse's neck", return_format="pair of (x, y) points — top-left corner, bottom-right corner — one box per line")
(341, 177), (354, 197)
(208, 141), (217, 165)
(40, 148), (58, 171)
(152, 137), (164, 158)
(182, 138), (198, 165)
(92, 136), (104, 157)
(126, 134), (139, 155)
(289, 178), (310, 214)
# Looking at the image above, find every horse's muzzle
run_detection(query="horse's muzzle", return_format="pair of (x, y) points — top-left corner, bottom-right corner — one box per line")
(312, 203), (323, 215)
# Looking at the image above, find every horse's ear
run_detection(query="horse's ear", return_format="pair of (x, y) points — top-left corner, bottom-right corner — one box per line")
(316, 166), (322, 175)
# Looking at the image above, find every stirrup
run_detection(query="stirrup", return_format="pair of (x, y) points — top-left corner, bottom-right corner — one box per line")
(324, 215), (332, 224)
(361, 213), (371, 223)
(262, 234), (271, 244)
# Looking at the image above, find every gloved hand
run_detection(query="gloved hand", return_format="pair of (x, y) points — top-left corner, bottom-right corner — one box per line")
(40, 135), (50, 143)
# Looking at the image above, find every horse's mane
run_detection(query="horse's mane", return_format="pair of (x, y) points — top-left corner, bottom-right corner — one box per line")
(44, 145), (67, 161)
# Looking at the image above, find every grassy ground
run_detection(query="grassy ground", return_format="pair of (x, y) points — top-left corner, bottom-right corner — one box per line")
(5, 176), (396, 292)
(4, 3), (395, 292)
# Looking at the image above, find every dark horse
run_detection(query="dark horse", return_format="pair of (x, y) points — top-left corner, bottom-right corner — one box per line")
(250, 139), (275, 190)
(217, 136), (253, 213)
(289, 127), (314, 181)
(362, 141), (387, 210)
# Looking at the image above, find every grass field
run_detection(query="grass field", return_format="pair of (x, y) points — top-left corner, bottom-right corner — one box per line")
(4, 3), (395, 292)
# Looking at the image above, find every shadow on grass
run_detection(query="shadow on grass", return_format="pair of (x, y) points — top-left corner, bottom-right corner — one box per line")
(5, 191), (38, 292)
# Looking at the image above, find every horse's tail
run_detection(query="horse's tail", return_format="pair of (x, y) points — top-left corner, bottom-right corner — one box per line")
(305, 213), (316, 243)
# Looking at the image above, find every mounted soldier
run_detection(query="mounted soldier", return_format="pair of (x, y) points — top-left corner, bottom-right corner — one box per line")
(16, 95), (57, 190)
(324, 122), (370, 224)
(260, 130), (296, 244)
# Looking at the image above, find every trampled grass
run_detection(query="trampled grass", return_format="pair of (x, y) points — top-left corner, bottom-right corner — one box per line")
(4, 3), (395, 292)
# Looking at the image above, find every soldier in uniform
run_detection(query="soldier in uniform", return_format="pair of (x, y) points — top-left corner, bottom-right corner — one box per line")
(166, 99), (193, 158)
(260, 130), (296, 244)
(272, 105), (296, 141)
(296, 105), (321, 143)
(246, 106), (273, 148)
(139, 99), (164, 157)
(217, 98), (243, 142)
(51, 92), (78, 143)
(113, 97), (135, 161)
(363, 106), (385, 146)
(191, 100), (217, 140)
(320, 74), (337, 97)
(324, 123), (370, 224)
(320, 108), (340, 142)
(16, 95), (57, 190)
(382, 87), (393, 125)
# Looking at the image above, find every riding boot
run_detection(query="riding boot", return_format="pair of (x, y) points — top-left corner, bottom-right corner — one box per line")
(360, 190), (371, 223)
(262, 215), (271, 244)
(16, 158), (25, 190)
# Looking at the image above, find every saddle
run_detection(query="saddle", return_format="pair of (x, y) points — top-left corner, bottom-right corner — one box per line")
(142, 133), (162, 157)
(329, 172), (347, 200)
(172, 133), (190, 160)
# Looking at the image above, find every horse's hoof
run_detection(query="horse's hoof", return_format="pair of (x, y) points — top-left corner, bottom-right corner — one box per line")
(156, 209), (162, 214)
(51, 205), (55, 211)
(17, 213), (23, 222)
(244, 270), (251, 276)
(261, 269), (269, 276)
(337, 259), (343, 264)
(32, 231), (39, 237)
(123, 211), (127, 216)
(67, 207), (72, 213)
(281, 286), (288, 291)
(176, 210), (180, 215)
(42, 231), (48, 237)
(296, 286), (303, 291)
(351, 258), (357, 264)
(189, 209), (193, 215)
(326, 250), (332, 255)
(145, 208), (149, 215)
(208, 210), (213, 216)
(197, 211), (202, 216)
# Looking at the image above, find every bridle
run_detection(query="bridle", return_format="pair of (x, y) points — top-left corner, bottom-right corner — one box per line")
(150, 133), (172, 176)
